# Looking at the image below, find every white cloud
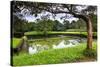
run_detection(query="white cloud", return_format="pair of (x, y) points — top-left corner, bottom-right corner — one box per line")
(25, 11), (79, 23)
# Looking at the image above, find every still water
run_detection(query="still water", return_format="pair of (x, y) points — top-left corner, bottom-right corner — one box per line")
(28, 36), (86, 54)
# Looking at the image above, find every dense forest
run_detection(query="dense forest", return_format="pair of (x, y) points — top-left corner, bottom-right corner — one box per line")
(13, 14), (97, 34)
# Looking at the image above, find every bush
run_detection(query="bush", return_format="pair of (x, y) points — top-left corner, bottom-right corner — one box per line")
(13, 32), (24, 38)
(83, 49), (97, 59)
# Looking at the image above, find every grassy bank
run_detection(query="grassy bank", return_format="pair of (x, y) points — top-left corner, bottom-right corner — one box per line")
(12, 38), (21, 48)
(66, 29), (86, 32)
(24, 31), (97, 37)
(13, 42), (97, 66)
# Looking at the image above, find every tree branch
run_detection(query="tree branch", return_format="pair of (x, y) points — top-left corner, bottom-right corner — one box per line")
(39, 7), (89, 23)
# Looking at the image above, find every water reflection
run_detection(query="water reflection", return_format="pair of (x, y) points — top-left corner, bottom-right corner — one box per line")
(28, 37), (86, 54)
(29, 46), (37, 54)
(53, 40), (79, 49)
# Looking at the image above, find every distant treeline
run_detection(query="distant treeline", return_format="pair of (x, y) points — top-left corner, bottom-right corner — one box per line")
(12, 15), (97, 37)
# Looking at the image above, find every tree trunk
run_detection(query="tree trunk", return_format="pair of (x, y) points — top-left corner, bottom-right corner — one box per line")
(87, 17), (93, 49)
(71, 13), (93, 49)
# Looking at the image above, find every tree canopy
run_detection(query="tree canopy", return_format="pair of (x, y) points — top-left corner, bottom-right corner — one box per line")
(12, 1), (97, 22)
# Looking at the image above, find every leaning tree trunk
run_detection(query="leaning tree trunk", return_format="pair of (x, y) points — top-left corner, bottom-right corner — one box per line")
(86, 17), (93, 49)
(72, 13), (93, 49)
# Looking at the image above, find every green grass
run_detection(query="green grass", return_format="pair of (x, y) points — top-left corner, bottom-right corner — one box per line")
(12, 38), (21, 48)
(13, 42), (97, 66)
(66, 29), (86, 32)
(24, 31), (81, 35)
(24, 31), (44, 36)
(24, 31), (97, 37)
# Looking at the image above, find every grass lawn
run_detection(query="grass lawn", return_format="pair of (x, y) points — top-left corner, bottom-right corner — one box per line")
(13, 42), (97, 66)
(24, 31), (97, 37)
(12, 38), (21, 48)
(66, 29), (86, 32)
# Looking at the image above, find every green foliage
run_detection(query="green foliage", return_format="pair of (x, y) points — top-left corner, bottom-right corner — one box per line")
(35, 19), (54, 36)
(13, 15), (37, 35)
(63, 20), (70, 29)
(13, 15), (97, 34)
(69, 19), (86, 30)
(13, 42), (97, 66)
(83, 49), (97, 58)
(27, 22), (36, 31)
(83, 42), (97, 58)
(53, 20), (65, 31)
(91, 14), (97, 32)
(13, 15), (28, 33)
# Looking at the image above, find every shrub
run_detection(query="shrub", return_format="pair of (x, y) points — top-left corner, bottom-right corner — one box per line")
(83, 49), (97, 59)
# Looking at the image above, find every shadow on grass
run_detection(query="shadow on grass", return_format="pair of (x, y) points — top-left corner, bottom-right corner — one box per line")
(83, 49), (97, 60)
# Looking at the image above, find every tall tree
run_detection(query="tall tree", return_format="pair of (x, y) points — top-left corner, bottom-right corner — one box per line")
(53, 20), (65, 31)
(13, 14), (28, 33)
(11, 1), (97, 49)
(63, 20), (70, 30)
(70, 20), (78, 29)
(35, 17), (54, 36)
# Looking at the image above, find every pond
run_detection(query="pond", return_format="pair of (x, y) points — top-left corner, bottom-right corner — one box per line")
(28, 36), (87, 54)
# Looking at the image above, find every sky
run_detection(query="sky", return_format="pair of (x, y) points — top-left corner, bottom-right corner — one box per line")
(24, 11), (79, 23)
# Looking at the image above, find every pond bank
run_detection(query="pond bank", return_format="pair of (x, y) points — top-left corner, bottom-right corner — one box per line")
(24, 31), (97, 39)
